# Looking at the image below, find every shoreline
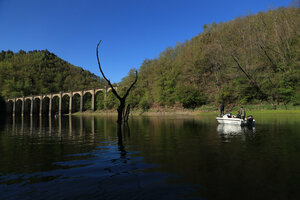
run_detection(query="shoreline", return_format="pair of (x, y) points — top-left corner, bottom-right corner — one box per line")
(70, 107), (300, 117)
(71, 110), (199, 116)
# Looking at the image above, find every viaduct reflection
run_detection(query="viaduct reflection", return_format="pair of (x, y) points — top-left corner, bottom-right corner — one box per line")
(5, 115), (129, 162)
(6, 115), (98, 139)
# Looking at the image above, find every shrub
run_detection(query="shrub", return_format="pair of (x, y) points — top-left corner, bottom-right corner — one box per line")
(176, 86), (206, 109)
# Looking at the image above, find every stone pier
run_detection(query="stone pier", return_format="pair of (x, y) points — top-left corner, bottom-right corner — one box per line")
(6, 87), (112, 116)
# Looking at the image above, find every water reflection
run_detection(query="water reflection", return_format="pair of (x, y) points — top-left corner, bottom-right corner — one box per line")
(0, 115), (206, 199)
(217, 124), (245, 135)
(1, 114), (300, 200)
(4, 115), (101, 139)
(217, 124), (255, 142)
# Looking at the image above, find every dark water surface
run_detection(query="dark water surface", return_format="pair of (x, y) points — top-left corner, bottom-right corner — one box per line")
(1, 113), (300, 200)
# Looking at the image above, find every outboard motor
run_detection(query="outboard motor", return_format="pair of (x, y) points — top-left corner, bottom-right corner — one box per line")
(246, 115), (255, 128)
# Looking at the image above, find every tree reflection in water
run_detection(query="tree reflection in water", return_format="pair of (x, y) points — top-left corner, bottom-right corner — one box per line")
(117, 123), (129, 159)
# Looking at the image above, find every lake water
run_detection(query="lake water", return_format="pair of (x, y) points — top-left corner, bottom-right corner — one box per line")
(1, 113), (300, 200)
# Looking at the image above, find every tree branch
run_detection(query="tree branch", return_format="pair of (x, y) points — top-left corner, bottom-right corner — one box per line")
(259, 44), (279, 73)
(122, 71), (138, 99)
(231, 54), (271, 101)
(231, 54), (254, 81)
(96, 40), (121, 100)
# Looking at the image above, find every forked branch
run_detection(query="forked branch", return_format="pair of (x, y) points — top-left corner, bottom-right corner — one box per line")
(96, 40), (121, 100)
(96, 40), (138, 124)
(96, 40), (138, 100)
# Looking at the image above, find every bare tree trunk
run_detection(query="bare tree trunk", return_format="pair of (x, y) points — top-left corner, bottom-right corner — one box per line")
(124, 104), (130, 122)
(117, 99), (125, 124)
(96, 40), (138, 124)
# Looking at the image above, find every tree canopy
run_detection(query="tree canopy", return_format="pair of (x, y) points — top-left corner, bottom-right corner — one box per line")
(121, 6), (300, 109)
(0, 50), (107, 98)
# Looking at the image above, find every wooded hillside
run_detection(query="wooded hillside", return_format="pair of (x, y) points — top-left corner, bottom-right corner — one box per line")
(0, 50), (107, 98)
(122, 6), (300, 109)
(1, 6), (299, 111)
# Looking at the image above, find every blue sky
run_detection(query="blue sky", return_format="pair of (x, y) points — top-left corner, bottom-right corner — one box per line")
(0, 0), (290, 83)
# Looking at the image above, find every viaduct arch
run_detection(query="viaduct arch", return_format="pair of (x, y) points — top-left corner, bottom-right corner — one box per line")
(5, 87), (114, 116)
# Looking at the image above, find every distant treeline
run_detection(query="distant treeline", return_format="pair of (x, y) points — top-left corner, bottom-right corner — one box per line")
(0, 50), (107, 98)
(1, 6), (299, 111)
(120, 6), (300, 109)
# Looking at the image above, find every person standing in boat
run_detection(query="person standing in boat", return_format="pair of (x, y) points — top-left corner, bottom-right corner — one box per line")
(239, 106), (246, 120)
(220, 103), (224, 116)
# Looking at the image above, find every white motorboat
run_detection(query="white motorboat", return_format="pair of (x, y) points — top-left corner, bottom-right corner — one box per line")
(216, 113), (255, 127)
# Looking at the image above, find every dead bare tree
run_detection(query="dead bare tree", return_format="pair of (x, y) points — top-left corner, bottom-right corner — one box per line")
(96, 40), (138, 124)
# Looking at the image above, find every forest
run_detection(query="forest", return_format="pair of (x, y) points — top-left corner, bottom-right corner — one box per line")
(1, 6), (299, 111)
(0, 50), (109, 111)
(121, 6), (300, 110)
(0, 50), (107, 98)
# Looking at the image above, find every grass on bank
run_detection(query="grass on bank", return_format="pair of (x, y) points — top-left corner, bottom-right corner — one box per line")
(195, 103), (300, 116)
(70, 103), (300, 116)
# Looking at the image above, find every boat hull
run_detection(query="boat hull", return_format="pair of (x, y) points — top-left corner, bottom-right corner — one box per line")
(216, 117), (243, 125)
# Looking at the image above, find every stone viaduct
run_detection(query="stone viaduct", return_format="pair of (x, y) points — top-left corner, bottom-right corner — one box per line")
(5, 87), (115, 116)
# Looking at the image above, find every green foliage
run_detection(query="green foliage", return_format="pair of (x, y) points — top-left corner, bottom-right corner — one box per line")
(72, 95), (81, 112)
(139, 90), (151, 111)
(119, 6), (300, 109)
(278, 72), (297, 105)
(104, 91), (118, 109)
(176, 85), (206, 109)
(292, 92), (300, 106)
(120, 69), (141, 108)
(0, 50), (107, 98)
(96, 92), (105, 110)
(83, 94), (92, 110)
(232, 78), (265, 104)
(217, 86), (238, 105)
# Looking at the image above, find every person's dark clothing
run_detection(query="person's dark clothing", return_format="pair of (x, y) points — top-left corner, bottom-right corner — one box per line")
(220, 103), (224, 116)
